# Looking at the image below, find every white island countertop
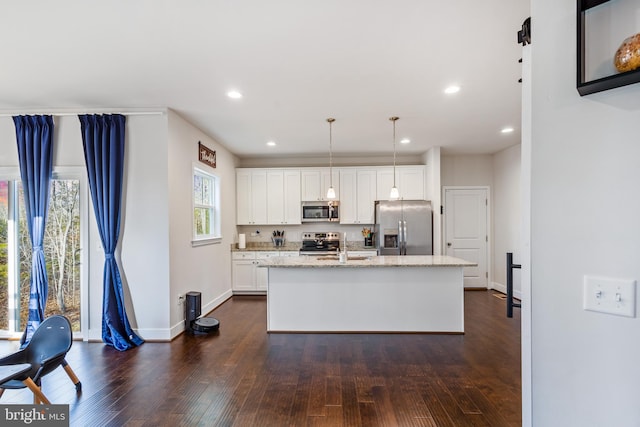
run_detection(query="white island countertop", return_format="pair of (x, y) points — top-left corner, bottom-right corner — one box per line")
(263, 254), (474, 333)
(258, 254), (477, 268)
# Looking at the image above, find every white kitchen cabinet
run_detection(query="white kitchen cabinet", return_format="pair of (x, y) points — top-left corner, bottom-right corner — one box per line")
(236, 169), (268, 225)
(236, 170), (252, 225)
(266, 169), (301, 225)
(232, 251), (299, 294)
(255, 252), (272, 291)
(398, 166), (425, 200)
(376, 166), (425, 201)
(339, 168), (376, 224)
(239, 169), (300, 225)
(283, 170), (301, 224)
(301, 168), (340, 201)
(232, 252), (260, 293)
(301, 169), (321, 201)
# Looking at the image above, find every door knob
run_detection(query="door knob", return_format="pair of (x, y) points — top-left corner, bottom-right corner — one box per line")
(447, 242), (452, 247)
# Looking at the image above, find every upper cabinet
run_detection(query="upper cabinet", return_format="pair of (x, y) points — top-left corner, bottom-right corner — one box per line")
(301, 168), (340, 201)
(237, 165), (426, 225)
(238, 169), (301, 225)
(376, 166), (425, 201)
(237, 169), (268, 225)
(340, 168), (377, 224)
(266, 169), (301, 225)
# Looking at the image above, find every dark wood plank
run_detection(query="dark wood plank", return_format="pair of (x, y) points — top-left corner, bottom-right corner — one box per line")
(0, 291), (522, 426)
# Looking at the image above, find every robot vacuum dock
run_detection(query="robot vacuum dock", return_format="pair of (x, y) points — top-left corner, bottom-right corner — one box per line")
(185, 291), (220, 334)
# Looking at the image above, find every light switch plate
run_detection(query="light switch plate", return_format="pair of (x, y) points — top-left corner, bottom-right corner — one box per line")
(584, 275), (636, 318)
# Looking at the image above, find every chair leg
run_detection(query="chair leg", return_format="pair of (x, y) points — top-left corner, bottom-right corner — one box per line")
(22, 378), (50, 405)
(62, 360), (82, 391)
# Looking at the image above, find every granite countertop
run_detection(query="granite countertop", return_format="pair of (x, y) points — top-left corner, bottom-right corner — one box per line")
(231, 242), (377, 252)
(257, 255), (477, 268)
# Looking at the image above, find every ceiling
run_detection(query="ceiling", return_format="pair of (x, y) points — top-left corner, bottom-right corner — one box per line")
(0, 1), (529, 160)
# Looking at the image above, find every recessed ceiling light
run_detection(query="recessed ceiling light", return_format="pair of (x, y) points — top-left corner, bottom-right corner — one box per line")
(501, 127), (515, 134)
(227, 90), (243, 99)
(444, 85), (461, 94)
(266, 141), (276, 147)
(400, 138), (411, 144)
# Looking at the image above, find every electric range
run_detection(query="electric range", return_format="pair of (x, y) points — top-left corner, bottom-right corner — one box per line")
(299, 232), (341, 255)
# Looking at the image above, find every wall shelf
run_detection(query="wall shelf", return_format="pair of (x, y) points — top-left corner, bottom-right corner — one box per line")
(577, 0), (640, 95)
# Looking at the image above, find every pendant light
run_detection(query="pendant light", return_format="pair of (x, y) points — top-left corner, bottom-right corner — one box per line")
(389, 116), (400, 200)
(326, 118), (336, 199)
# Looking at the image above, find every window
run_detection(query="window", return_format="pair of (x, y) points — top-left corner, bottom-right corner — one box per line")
(192, 167), (221, 245)
(0, 170), (86, 337)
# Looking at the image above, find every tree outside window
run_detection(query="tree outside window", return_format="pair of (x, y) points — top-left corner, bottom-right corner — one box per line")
(0, 179), (81, 332)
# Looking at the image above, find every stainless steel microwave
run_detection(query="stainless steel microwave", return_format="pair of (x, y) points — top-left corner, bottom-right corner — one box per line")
(301, 201), (339, 222)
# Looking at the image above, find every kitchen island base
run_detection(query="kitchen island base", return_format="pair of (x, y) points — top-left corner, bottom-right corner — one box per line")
(267, 265), (464, 333)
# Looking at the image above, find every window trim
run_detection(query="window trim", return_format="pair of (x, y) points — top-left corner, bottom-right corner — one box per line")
(191, 164), (222, 247)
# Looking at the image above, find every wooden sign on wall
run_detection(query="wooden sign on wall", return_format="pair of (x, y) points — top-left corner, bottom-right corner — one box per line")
(198, 141), (216, 168)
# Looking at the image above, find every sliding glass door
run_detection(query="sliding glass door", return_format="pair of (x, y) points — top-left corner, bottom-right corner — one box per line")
(0, 170), (86, 337)
(0, 180), (11, 331)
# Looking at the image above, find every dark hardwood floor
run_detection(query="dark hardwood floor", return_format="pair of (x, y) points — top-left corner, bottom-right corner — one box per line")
(0, 290), (521, 426)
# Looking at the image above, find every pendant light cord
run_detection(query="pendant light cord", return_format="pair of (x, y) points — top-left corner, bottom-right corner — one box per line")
(390, 116), (399, 187)
(327, 118), (335, 188)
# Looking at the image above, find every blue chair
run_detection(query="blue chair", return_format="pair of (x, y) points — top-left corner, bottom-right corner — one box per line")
(0, 315), (81, 403)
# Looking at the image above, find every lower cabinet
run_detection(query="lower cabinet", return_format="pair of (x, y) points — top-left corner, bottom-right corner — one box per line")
(232, 251), (299, 294)
(232, 252), (260, 293)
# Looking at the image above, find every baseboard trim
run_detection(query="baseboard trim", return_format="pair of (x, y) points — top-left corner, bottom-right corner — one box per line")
(169, 289), (233, 339)
(203, 289), (233, 316)
(86, 289), (235, 343)
(490, 281), (522, 300)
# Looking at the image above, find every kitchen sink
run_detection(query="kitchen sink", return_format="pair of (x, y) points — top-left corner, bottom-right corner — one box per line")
(315, 255), (370, 261)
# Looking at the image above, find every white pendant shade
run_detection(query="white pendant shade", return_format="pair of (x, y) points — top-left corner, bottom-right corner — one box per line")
(326, 186), (336, 199)
(389, 186), (400, 200)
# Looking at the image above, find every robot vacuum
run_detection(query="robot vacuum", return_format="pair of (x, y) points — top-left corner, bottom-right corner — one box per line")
(191, 316), (220, 333)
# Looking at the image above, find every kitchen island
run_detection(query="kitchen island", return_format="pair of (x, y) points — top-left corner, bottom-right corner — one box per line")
(259, 255), (477, 333)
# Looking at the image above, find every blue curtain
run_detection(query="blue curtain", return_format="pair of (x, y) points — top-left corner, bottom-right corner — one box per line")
(13, 115), (54, 344)
(79, 114), (143, 351)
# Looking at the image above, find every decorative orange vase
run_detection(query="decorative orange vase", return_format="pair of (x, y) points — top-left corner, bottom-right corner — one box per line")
(614, 33), (640, 73)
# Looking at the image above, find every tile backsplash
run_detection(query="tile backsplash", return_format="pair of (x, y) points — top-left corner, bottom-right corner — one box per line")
(236, 223), (374, 244)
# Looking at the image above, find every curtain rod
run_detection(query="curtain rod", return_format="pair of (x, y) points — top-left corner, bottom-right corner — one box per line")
(0, 110), (165, 118)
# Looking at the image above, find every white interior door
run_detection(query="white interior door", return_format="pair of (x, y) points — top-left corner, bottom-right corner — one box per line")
(444, 188), (488, 288)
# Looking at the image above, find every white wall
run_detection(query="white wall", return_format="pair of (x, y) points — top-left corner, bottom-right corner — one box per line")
(167, 110), (238, 338)
(424, 147), (442, 255)
(441, 154), (493, 186)
(0, 119), (18, 165)
(117, 114), (171, 341)
(530, 1), (640, 425)
(492, 144), (521, 296)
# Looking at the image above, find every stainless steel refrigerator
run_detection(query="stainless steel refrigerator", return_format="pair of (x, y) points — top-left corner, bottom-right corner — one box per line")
(374, 200), (433, 255)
